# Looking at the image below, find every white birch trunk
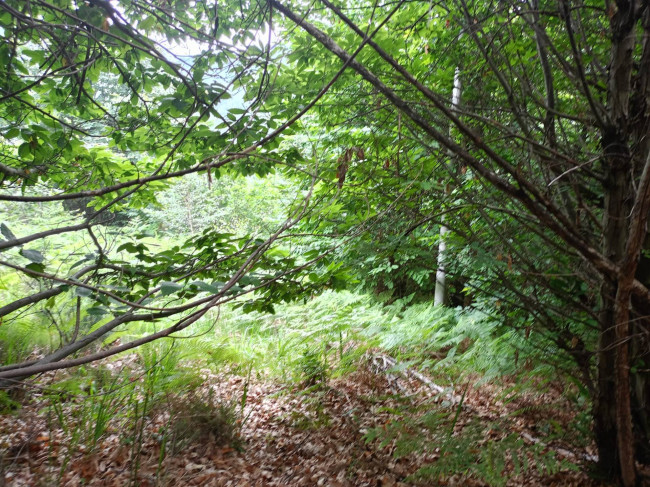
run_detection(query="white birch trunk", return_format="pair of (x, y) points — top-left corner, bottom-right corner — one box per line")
(434, 66), (462, 306)
(434, 223), (449, 305)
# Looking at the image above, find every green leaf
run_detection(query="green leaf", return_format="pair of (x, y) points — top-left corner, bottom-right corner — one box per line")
(160, 281), (183, 296)
(190, 281), (221, 294)
(76, 287), (93, 297)
(18, 143), (31, 159)
(139, 15), (156, 31)
(226, 285), (243, 295)
(70, 254), (96, 270)
(86, 307), (108, 316)
(0, 223), (16, 241)
(20, 248), (44, 263)
(4, 128), (19, 139)
(25, 262), (46, 273)
(116, 242), (138, 253)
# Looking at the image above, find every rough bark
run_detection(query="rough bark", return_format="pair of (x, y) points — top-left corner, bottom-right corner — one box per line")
(630, 315), (650, 464)
(629, 4), (650, 468)
(613, 150), (650, 486)
(596, 1), (641, 483)
(596, 279), (621, 476)
(597, 154), (633, 479)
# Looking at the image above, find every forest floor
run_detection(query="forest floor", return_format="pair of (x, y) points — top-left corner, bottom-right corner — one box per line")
(0, 354), (617, 487)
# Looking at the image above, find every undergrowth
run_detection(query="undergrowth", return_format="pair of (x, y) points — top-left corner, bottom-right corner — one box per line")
(38, 341), (225, 485)
(162, 389), (244, 454)
(365, 398), (579, 486)
(1, 290), (591, 486)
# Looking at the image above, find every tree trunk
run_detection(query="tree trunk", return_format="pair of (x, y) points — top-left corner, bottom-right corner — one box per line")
(595, 0), (641, 482)
(596, 279), (620, 477)
(434, 221), (448, 306)
(630, 297), (650, 466)
(434, 66), (462, 306)
(631, 316), (650, 464)
(614, 292), (636, 487)
(596, 149), (633, 480)
(615, 151), (650, 486)
(629, 3), (650, 470)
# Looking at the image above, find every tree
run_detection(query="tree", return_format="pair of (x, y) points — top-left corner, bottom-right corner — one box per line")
(265, 0), (649, 483)
(0, 0), (352, 385)
(435, 65), (462, 306)
(1, 0), (649, 483)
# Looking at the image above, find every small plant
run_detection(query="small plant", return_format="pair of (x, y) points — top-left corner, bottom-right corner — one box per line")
(164, 389), (243, 454)
(286, 395), (332, 430)
(0, 390), (21, 414)
(295, 347), (329, 389)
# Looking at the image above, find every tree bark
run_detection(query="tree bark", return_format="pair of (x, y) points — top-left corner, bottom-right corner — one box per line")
(435, 66), (462, 306)
(434, 222), (448, 306)
(596, 278), (621, 477)
(613, 150), (650, 486)
(596, 1), (641, 483)
(596, 130), (634, 477)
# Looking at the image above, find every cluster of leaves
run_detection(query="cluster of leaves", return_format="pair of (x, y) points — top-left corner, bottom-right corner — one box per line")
(138, 173), (294, 237)
(264, 0), (615, 429)
(0, 0), (337, 383)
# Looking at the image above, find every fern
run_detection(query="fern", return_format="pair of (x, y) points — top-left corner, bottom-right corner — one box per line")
(0, 314), (54, 364)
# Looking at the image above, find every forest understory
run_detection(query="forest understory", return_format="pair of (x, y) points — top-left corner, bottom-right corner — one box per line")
(4, 0), (650, 485)
(1, 349), (621, 487)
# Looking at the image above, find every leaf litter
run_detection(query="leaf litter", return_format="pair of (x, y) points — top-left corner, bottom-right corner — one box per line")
(0, 355), (613, 486)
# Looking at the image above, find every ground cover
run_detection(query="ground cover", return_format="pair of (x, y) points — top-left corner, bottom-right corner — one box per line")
(1, 349), (606, 486)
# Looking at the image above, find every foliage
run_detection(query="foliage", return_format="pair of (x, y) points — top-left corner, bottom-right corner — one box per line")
(365, 399), (578, 486)
(157, 289), (579, 405)
(2, 0), (650, 481)
(4, 288), (594, 484)
(295, 347), (329, 389)
(43, 342), (202, 457)
(176, 290), (379, 380)
(262, 0), (650, 478)
(138, 173), (294, 237)
(0, 0), (332, 384)
(0, 313), (51, 366)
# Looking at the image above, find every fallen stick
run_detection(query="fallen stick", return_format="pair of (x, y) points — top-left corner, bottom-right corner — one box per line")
(369, 352), (598, 463)
(369, 353), (458, 402)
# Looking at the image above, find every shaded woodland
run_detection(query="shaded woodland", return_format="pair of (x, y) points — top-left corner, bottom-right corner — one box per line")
(1, 0), (650, 485)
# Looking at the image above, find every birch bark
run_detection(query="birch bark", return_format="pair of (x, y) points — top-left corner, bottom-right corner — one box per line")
(434, 66), (462, 306)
